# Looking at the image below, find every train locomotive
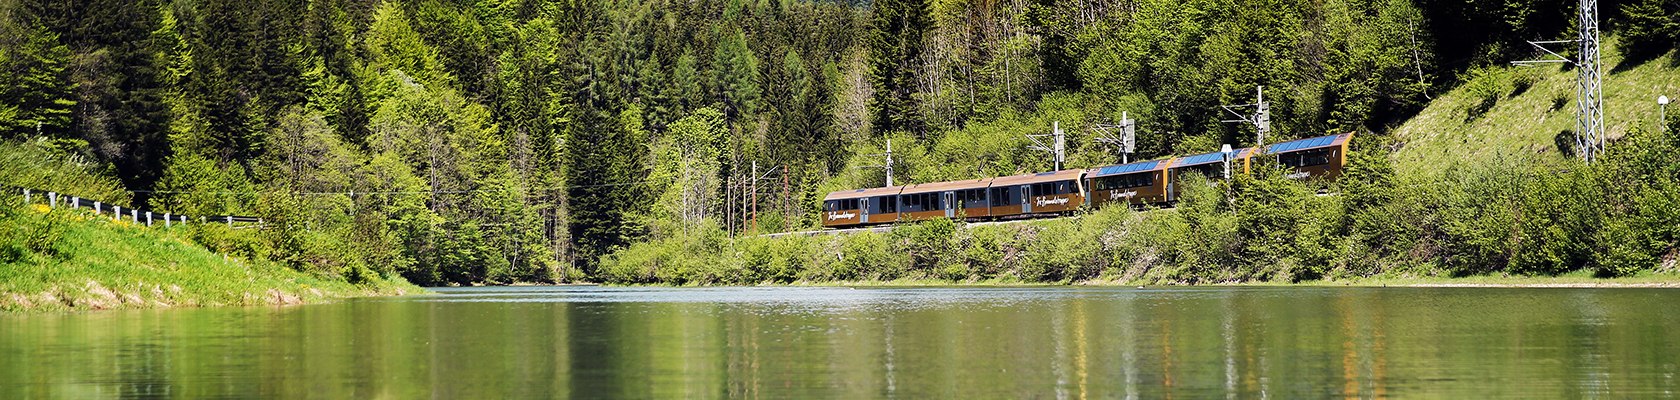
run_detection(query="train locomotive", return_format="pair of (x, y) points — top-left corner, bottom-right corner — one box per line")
(821, 132), (1352, 229)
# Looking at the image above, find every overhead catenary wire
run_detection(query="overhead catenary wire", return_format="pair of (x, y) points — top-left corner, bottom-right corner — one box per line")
(125, 180), (658, 196)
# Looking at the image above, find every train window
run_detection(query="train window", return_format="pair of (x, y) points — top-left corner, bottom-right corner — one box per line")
(1301, 149), (1332, 166)
(991, 187), (1021, 206)
(900, 192), (942, 212)
(1279, 149), (1333, 167)
(824, 201), (836, 212)
(963, 189), (986, 206)
(870, 196), (893, 213)
(1176, 164), (1220, 180)
(1094, 173), (1155, 191)
(1030, 183), (1053, 197)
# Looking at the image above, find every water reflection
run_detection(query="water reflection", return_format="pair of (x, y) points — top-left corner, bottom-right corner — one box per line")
(2, 287), (1678, 398)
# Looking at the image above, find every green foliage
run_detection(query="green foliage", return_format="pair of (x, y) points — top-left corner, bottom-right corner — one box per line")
(867, 0), (930, 136)
(644, 108), (727, 238)
(0, 199), (417, 312)
(10, 0), (1677, 289)
(0, 3), (74, 142)
(1618, 0), (1680, 58)
(713, 27), (762, 120)
(0, 139), (129, 203)
(890, 218), (956, 274)
(0, 197), (64, 263)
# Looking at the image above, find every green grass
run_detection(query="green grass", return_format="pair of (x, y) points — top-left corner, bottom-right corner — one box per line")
(1299, 269), (1680, 287)
(0, 139), (130, 204)
(1393, 38), (1680, 174)
(0, 138), (420, 312)
(0, 203), (421, 312)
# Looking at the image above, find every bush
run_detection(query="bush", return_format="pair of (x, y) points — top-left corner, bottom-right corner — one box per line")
(890, 218), (957, 277)
(962, 225), (1013, 280)
(0, 197), (65, 262)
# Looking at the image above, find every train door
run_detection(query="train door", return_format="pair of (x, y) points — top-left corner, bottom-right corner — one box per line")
(1021, 185), (1032, 213)
(1078, 178), (1088, 207)
(1166, 171), (1176, 203)
(943, 191), (955, 218)
(860, 197), (870, 222)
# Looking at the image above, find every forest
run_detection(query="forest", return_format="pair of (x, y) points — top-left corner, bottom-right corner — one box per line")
(2, 0), (1678, 286)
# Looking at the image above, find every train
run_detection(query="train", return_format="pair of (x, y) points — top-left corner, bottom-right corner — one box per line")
(821, 132), (1353, 229)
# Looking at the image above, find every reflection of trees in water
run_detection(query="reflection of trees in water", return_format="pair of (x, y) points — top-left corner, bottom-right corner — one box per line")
(5, 288), (1680, 397)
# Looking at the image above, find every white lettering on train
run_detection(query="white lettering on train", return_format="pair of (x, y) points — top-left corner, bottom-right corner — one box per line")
(1036, 197), (1070, 207)
(1286, 171), (1311, 180)
(1108, 190), (1138, 201)
(827, 212), (857, 221)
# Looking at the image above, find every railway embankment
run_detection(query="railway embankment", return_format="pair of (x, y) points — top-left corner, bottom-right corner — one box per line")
(598, 42), (1680, 287)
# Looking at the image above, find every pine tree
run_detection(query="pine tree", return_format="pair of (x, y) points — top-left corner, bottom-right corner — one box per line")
(866, 0), (929, 137)
(712, 26), (762, 121)
(0, 6), (75, 143)
(1620, 0), (1680, 57)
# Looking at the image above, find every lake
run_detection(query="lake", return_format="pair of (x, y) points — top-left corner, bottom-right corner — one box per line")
(2, 286), (1677, 398)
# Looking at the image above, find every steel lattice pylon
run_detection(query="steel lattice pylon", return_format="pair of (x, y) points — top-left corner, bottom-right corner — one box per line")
(1516, 0), (1605, 162)
(1575, 0), (1606, 162)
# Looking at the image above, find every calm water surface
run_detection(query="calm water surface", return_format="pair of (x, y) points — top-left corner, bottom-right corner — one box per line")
(2, 286), (1678, 398)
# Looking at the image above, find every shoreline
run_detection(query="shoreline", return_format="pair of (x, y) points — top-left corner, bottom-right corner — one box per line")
(578, 272), (1680, 289)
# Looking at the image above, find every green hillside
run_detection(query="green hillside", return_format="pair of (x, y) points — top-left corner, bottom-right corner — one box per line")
(1, 141), (418, 311)
(0, 205), (418, 311)
(1394, 39), (1680, 173)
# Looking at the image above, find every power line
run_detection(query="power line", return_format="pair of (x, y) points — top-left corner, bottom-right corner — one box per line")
(856, 139), (896, 187)
(1094, 112), (1137, 163)
(1220, 86), (1271, 147)
(127, 180), (656, 196)
(1027, 121), (1066, 170)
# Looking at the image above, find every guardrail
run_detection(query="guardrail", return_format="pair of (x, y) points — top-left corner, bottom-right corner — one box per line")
(7, 185), (263, 228)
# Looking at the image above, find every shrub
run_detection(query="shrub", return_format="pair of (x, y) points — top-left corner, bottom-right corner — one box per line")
(0, 197), (65, 262)
(891, 218), (957, 277)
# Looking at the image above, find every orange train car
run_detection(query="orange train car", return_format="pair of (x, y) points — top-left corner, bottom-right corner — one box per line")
(1163, 149), (1254, 201)
(821, 186), (903, 228)
(819, 133), (1353, 229)
(1086, 159), (1172, 208)
(987, 169), (1085, 218)
(1263, 132), (1353, 180)
(896, 179), (993, 223)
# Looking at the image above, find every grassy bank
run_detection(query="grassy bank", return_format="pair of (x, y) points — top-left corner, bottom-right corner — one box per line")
(1393, 42), (1678, 174)
(0, 201), (419, 311)
(675, 271), (1680, 288)
(1, 140), (419, 312)
(1307, 270), (1680, 288)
